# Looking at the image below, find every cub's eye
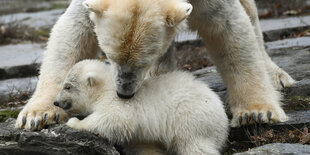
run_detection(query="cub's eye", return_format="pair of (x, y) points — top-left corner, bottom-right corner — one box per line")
(64, 85), (71, 90)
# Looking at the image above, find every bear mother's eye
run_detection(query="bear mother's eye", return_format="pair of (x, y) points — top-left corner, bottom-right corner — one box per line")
(64, 85), (71, 90)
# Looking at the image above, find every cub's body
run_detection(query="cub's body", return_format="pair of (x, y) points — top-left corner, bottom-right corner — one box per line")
(55, 60), (229, 155)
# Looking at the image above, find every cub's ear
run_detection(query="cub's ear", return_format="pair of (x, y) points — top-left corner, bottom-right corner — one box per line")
(165, 2), (193, 27)
(86, 72), (98, 87)
(83, 0), (109, 14)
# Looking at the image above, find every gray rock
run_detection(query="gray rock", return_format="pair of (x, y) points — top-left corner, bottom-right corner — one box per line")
(260, 16), (310, 32)
(0, 43), (44, 80)
(0, 9), (65, 30)
(234, 143), (310, 155)
(266, 37), (310, 50)
(0, 43), (43, 68)
(0, 118), (120, 155)
(280, 110), (310, 126)
(285, 79), (310, 96)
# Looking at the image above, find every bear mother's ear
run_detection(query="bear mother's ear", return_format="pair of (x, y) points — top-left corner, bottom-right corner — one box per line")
(86, 72), (98, 87)
(165, 2), (193, 27)
(83, 0), (109, 14)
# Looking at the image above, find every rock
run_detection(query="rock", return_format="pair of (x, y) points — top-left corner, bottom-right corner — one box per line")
(279, 110), (310, 126)
(0, 43), (44, 80)
(234, 143), (310, 155)
(0, 43), (44, 67)
(1, 9), (65, 30)
(260, 16), (310, 32)
(265, 37), (310, 50)
(285, 79), (310, 96)
(0, 118), (120, 155)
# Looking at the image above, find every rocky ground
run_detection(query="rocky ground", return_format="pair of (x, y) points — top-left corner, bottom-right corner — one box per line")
(0, 0), (309, 154)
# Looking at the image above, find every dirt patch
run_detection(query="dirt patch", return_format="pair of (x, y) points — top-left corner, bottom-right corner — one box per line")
(175, 40), (213, 71)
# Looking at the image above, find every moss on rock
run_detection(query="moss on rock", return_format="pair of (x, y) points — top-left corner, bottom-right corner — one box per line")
(0, 109), (21, 122)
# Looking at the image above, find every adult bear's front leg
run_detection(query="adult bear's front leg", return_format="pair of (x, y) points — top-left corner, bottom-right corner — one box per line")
(188, 0), (288, 127)
(15, 0), (98, 130)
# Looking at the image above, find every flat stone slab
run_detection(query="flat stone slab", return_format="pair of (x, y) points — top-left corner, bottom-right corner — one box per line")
(0, 43), (44, 67)
(0, 43), (44, 80)
(0, 9), (65, 29)
(235, 143), (310, 155)
(260, 16), (310, 32)
(0, 118), (119, 155)
(278, 110), (310, 126)
(266, 37), (310, 50)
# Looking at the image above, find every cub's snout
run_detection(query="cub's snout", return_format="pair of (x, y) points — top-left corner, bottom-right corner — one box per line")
(54, 100), (72, 110)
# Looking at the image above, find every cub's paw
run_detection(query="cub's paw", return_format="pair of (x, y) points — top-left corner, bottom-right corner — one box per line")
(15, 102), (67, 130)
(66, 117), (80, 129)
(230, 104), (288, 127)
(270, 67), (295, 90)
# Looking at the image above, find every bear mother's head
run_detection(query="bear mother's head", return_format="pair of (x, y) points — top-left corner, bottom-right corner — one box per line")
(83, 0), (192, 99)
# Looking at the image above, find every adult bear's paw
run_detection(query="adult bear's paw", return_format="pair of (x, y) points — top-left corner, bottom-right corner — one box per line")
(15, 100), (68, 130)
(230, 103), (288, 127)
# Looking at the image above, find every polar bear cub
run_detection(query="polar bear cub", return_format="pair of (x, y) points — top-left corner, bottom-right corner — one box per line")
(54, 60), (229, 155)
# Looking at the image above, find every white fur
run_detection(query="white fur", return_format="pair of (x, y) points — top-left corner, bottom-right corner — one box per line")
(58, 60), (229, 155)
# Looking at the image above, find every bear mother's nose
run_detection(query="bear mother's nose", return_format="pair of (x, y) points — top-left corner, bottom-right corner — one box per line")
(117, 92), (135, 99)
(54, 101), (59, 107)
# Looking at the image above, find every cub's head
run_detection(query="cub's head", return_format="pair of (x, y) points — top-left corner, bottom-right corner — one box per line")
(54, 60), (112, 116)
(83, 0), (192, 99)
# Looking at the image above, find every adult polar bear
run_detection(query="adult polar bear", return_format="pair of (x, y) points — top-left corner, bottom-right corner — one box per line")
(16, 0), (294, 130)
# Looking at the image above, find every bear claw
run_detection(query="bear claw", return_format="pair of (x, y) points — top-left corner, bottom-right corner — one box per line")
(280, 81), (285, 89)
(245, 113), (249, 124)
(43, 113), (48, 122)
(251, 113), (256, 122)
(55, 114), (60, 123)
(35, 120), (40, 129)
(267, 111), (272, 121)
(30, 119), (35, 127)
(22, 116), (26, 126)
(258, 113), (263, 123)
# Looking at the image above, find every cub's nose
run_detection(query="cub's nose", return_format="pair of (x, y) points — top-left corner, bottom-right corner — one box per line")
(116, 92), (135, 99)
(54, 101), (59, 107)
